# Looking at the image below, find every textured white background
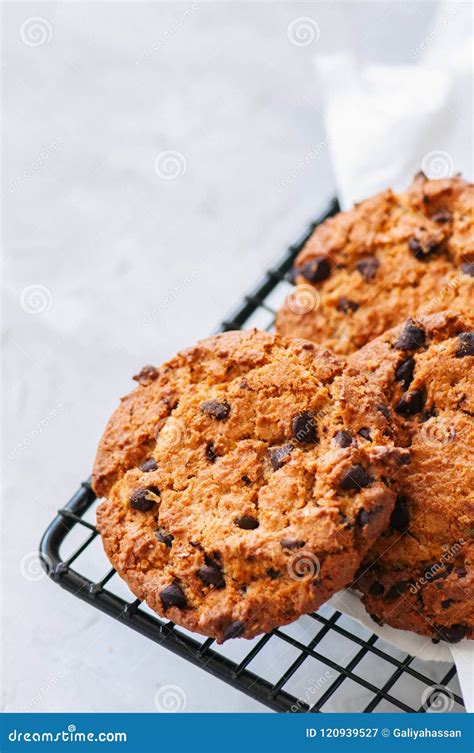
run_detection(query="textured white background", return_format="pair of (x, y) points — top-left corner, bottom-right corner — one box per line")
(3, 1), (461, 713)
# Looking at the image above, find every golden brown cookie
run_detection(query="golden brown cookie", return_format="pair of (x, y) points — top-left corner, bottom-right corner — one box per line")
(93, 330), (404, 642)
(276, 174), (473, 355)
(349, 312), (474, 642)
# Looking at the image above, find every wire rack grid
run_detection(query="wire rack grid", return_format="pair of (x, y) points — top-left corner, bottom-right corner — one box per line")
(39, 199), (465, 713)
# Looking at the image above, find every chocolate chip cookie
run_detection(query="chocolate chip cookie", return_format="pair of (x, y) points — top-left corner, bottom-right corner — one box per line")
(93, 330), (404, 642)
(349, 312), (474, 642)
(276, 173), (473, 355)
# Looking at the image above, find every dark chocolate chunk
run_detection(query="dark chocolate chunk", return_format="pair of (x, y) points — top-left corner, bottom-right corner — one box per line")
(269, 443), (294, 470)
(368, 581), (385, 597)
(385, 580), (409, 600)
(356, 256), (380, 280)
(408, 236), (441, 260)
(441, 599), (453, 610)
(334, 430), (353, 448)
(395, 356), (415, 389)
(390, 495), (410, 531)
(337, 297), (359, 313)
(369, 612), (383, 625)
(340, 464), (371, 491)
(456, 566), (467, 578)
(358, 427), (372, 441)
(234, 515), (259, 530)
(222, 620), (245, 641)
(130, 487), (160, 512)
(140, 457), (157, 472)
(377, 404), (391, 421)
(395, 389), (426, 416)
(433, 624), (469, 643)
(196, 564), (225, 589)
(205, 441), (218, 462)
(292, 411), (318, 444)
(461, 262), (474, 277)
(455, 332), (474, 358)
(280, 539), (306, 550)
(431, 209), (452, 223)
(266, 568), (280, 580)
(394, 320), (426, 350)
(201, 399), (231, 420)
(156, 526), (174, 547)
(299, 257), (331, 283)
(160, 582), (187, 610)
(133, 365), (160, 384)
(241, 475), (252, 486)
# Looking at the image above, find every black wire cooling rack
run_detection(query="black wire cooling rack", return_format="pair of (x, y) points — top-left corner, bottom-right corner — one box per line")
(39, 199), (465, 713)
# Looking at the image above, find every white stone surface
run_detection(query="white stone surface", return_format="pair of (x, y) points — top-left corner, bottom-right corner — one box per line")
(3, 1), (458, 713)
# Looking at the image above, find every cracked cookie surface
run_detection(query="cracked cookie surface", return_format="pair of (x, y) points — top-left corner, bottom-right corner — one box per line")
(349, 312), (474, 642)
(276, 174), (473, 355)
(93, 330), (403, 642)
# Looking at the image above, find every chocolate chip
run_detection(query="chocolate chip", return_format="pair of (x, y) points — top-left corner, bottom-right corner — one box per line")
(267, 568), (280, 580)
(269, 443), (294, 470)
(385, 580), (409, 600)
(223, 620), (245, 641)
(455, 332), (474, 358)
(337, 297), (359, 313)
(408, 236), (441, 260)
(395, 356), (415, 389)
(340, 464), (371, 491)
(160, 582), (187, 610)
(133, 365), (160, 384)
(292, 411), (318, 443)
(334, 430), (353, 448)
(395, 389), (426, 416)
(434, 624), (469, 643)
(368, 581), (385, 597)
(130, 487), (160, 511)
(156, 526), (174, 547)
(280, 539), (306, 550)
(358, 427), (372, 441)
(377, 404), (391, 421)
(201, 399), (231, 420)
(205, 441), (218, 462)
(241, 475), (252, 486)
(390, 495), (410, 531)
(140, 457), (157, 472)
(431, 209), (452, 223)
(356, 256), (380, 280)
(357, 505), (383, 527)
(197, 564), (225, 589)
(441, 599), (453, 609)
(394, 320), (426, 350)
(461, 262), (474, 277)
(456, 566), (467, 578)
(234, 515), (259, 530)
(369, 612), (383, 625)
(299, 257), (331, 283)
